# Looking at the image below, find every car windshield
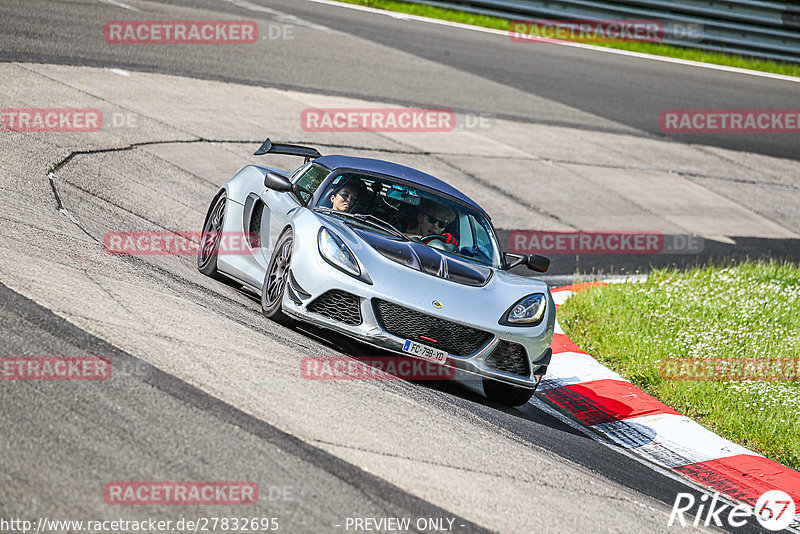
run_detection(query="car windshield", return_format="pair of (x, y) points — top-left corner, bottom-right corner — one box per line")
(315, 172), (502, 267)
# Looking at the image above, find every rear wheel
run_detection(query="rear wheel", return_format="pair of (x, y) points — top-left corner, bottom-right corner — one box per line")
(483, 378), (535, 407)
(198, 192), (227, 280)
(261, 228), (294, 325)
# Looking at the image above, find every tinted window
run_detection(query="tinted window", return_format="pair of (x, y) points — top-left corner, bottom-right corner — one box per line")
(292, 163), (329, 202)
(315, 172), (501, 267)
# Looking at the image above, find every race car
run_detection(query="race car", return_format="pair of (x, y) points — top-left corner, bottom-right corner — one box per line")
(198, 139), (555, 406)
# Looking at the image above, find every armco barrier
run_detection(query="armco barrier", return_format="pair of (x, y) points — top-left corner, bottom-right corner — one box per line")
(411, 0), (800, 63)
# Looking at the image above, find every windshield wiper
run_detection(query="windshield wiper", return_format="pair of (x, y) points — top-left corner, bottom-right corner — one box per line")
(352, 214), (409, 240)
(314, 208), (409, 240)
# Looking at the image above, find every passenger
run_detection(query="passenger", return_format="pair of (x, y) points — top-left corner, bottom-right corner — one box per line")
(328, 180), (361, 212)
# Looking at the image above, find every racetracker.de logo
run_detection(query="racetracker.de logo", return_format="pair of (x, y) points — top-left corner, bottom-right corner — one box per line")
(661, 109), (800, 133)
(1, 108), (102, 132)
(660, 357), (800, 382)
(301, 356), (456, 381)
(1, 356), (111, 380)
(509, 19), (663, 44)
(104, 20), (258, 44)
(104, 482), (258, 505)
(509, 231), (664, 254)
(104, 231), (254, 256)
(301, 108), (456, 132)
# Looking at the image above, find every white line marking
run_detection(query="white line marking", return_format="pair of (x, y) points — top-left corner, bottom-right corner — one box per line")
(529, 395), (784, 528)
(222, 0), (337, 32)
(223, 0), (280, 15)
(531, 396), (726, 492)
(598, 413), (760, 465)
(305, 0), (800, 84)
(110, 68), (131, 77)
(96, 0), (139, 12)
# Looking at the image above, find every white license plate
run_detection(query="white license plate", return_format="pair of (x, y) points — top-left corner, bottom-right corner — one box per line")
(401, 339), (449, 364)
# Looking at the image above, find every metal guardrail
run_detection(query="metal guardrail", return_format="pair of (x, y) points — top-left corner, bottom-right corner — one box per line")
(410, 0), (800, 64)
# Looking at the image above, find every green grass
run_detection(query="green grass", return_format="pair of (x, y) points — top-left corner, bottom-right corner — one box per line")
(335, 0), (800, 78)
(558, 261), (800, 470)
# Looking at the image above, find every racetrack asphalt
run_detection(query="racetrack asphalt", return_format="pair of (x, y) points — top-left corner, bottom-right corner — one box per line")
(3, 0), (798, 275)
(0, 0), (797, 532)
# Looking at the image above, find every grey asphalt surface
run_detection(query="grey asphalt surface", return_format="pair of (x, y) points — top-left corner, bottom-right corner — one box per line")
(2, 0), (797, 275)
(0, 0), (796, 532)
(0, 282), (488, 534)
(0, 241), (731, 533)
(1, 0), (798, 159)
(249, 0), (800, 160)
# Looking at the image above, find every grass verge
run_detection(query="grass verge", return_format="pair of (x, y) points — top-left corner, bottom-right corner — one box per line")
(559, 261), (800, 470)
(335, 0), (800, 78)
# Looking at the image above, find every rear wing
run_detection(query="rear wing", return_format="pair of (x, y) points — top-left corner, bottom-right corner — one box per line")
(254, 138), (321, 163)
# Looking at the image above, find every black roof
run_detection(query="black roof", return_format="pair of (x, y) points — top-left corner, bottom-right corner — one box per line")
(315, 155), (485, 214)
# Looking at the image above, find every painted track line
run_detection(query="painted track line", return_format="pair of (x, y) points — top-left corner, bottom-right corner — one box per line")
(304, 0), (800, 84)
(96, 0), (139, 12)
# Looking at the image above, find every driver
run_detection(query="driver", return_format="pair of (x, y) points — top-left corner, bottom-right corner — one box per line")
(406, 200), (459, 245)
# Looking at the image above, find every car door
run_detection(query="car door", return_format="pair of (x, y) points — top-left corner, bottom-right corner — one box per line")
(260, 162), (330, 269)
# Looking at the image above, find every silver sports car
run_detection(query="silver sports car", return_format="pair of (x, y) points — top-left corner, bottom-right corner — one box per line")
(198, 139), (555, 406)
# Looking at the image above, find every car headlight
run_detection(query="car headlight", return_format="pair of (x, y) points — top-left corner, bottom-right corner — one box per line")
(318, 227), (360, 277)
(505, 293), (547, 325)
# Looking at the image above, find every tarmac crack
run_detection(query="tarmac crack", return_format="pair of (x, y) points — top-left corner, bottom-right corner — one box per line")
(43, 148), (328, 353)
(431, 156), (577, 230)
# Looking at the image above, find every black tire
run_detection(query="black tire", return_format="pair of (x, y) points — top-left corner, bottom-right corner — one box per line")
(261, 228), (294, 325)
(198, 191), (227, 280)
(483, 378), (536, 407)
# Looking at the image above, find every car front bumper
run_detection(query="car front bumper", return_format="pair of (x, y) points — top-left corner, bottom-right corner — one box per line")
(282, 267), (554, 390)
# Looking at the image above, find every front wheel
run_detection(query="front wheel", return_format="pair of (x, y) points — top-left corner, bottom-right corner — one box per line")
(483, 378), (535, 407)
(198, 191), (227, 280)
(261, 228), (294, 325)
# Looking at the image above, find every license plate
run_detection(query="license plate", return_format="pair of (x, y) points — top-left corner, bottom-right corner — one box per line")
(401, 339), (448, 364)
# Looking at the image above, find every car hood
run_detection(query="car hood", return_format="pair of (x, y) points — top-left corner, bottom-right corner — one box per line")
(352, 227), (493, 287)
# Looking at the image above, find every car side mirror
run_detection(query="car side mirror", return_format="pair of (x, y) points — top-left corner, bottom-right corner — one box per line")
(264, 171), (311, 206)
(264, 172), (292, 192)
(503, 252), (550, 273)
(525, 253), (550, 273)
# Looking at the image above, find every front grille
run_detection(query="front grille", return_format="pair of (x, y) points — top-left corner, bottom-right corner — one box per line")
(307, 290), (362, 326)
(485, 341), (530, 377)
(372, 299), (492, 356)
